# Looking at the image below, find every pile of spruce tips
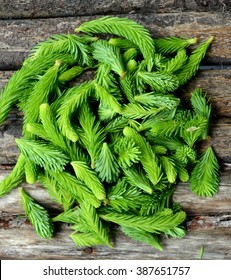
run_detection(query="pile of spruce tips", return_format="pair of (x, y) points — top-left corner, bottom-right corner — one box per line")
(0, 16), (220, 250)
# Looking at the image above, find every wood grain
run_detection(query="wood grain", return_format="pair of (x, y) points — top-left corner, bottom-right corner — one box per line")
(173, 171), (231, 215)
(0, 0), (156, 19)
(183, 69), (231, 117)
(1, 167), (230, 259)
(1, 12), (231, 69)
(157, 0), (231, 13)
(1, 1), (231, 19)
(0, 214), (230, 260)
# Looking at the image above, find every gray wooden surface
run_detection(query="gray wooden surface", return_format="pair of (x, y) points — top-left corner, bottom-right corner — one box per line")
(0, 0), (231, 259)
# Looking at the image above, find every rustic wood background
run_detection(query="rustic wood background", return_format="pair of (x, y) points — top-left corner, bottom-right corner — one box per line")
(0, 0), (231, 260)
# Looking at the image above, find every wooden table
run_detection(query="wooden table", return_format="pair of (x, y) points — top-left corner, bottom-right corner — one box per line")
(0, 0), (231, 259)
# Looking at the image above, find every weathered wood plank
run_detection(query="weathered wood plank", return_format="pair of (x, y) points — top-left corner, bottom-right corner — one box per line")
(183, 69), (231, 118)
(0, 70), (13, 86)
(0, 170), (230, 216)
(1, 1), (231, 19)
(0, 0), (156, 19)
(0, 172), (62, 214)
(1, 12), (231, 69)
(0, 109), (22, 165)
(146, 12), (231, 65)
(0, 214), (230, 259)
(202, 119), (231, 163)
(157, 0), (231, 13)
(0, 114), (230, 165)
(173, 171), (231, 215)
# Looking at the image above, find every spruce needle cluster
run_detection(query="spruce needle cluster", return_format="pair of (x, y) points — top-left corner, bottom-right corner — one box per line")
(0, 16), (220, 250)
